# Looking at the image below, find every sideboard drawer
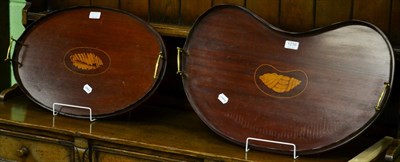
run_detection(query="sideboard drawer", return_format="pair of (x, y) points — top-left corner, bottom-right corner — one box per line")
(92, 145), (208, 162)
(0, 129), (74, 162)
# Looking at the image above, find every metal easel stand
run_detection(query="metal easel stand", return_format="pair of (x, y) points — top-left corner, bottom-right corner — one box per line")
(52, 116), (95, 134)
(245, 137), (299, 160)
(52, 103), (96, 122)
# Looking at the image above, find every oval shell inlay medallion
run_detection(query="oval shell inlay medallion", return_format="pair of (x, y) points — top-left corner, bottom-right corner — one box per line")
(254, 64), (308, 98)
(64, 47), (110, 75)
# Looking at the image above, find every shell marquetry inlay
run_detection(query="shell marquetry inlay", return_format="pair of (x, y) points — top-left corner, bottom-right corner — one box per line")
(259, 73), (302, 93)
(70, 52), (104, 70)
(254, 64), (308, 98)
(64, 47), (110, 75)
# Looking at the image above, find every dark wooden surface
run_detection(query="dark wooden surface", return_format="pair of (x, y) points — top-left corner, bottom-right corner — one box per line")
(353, 0), (392, 34)
(280, 0), (314, 31)
(182, 5), (394, 155)
(149, 0), (180, 24)
(120, 0), (148, 20)
(391, 0), (400, 44)
(181, 0), (212, 25)
(24, 0), (400, 45)
(246, 0), (280, 26)
(315, 0), (352, 27)
(0, 93), (392, 161)
(13, 7), (166, 118)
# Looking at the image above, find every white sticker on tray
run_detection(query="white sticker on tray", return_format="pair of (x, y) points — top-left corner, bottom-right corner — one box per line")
(83, 84), (93, 94)
(89, 11), (101, 19)
(284, 40), (299, 50)
(218, 93), (229, 104)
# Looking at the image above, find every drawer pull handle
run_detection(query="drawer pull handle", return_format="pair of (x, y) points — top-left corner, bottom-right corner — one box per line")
(16, 146), (29, 157)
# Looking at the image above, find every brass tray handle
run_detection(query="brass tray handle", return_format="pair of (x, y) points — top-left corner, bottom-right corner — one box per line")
(376, 82), (390, 111)
(5, 36), (16, 62)
(153, 52), (163, 79)
(5, 36), (23, 66)
(176, 47), (183, 75)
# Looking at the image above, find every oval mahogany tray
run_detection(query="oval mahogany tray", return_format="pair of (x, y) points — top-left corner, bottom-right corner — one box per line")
(13, 7), (166, 119)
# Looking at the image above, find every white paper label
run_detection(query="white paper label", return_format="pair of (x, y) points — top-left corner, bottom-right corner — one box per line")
(218, 93), (229, 104)
(284, 40), (299, 50)
(89, 11), (101, 19)
(83, 84), (93, 94)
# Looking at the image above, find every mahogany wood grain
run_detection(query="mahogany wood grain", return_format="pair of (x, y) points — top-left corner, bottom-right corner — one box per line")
(353, 0), (391, 34)
(246, 0), (280, 26)
(182, 5), (393, 155)
(315, 0), (352, 28)
(280, 0), (314, 31)
(12, 7), (167, 118)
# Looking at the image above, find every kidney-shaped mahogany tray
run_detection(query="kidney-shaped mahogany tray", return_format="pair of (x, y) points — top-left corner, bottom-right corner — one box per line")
(180, 5), (394, 155)
(13, 7), (166, 119)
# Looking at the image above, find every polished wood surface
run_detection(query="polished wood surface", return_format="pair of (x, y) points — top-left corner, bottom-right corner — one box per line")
(24, 0), (400, 45)
(0, 129), (74, 162)
(13, 7), (166, 118)
(182, 5), (394, 155)
(0, 94), (391, 161)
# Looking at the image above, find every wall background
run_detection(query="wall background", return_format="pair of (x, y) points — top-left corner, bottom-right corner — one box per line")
(27, 0), (400, 45)
(8, 0), (26, 88)
(4, 0), (400, 91)
(0, 0), (10, 91)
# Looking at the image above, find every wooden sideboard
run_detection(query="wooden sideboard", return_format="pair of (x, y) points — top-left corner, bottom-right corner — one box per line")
(0, 92), (396, 162)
